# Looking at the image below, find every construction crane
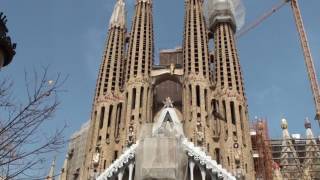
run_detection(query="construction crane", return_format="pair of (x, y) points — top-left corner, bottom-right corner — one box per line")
(237, 0), (320, 126)
(236, 0), (288, 38)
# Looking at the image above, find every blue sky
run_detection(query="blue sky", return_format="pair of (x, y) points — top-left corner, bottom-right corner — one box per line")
(1, 0), (320, 173)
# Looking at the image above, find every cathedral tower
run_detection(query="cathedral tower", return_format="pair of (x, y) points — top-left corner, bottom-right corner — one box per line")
(80, 0), (255, 179)
(82, 0), (127, 178)
(123, 0), (154, 146)
(182, 0), (211, 149)
(207, 0), (254, 178)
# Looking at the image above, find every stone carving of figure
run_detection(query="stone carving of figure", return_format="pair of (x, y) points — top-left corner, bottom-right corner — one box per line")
(127, 125), (135, 146)
(163, 97), (174, 108)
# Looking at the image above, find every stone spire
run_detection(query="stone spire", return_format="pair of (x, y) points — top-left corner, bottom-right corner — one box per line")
(95, 0), (127, 99)
(205, 0), (254, 178)
(123, 0), (154, 147)
(58, 156), (68, 180)
(46, 158), (56, 180)
(83, 0), (127, 178)
(183, 0), (210, 78)
(280, 118), (302, 179)
(182, 0), (211, 152)
(304, 117), (314, 139)
(281, 118), (290, 139)
(109, 0), (126, 28)
(303, 117), (320, 179)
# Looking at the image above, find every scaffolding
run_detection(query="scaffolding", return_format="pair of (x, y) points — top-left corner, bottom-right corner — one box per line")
(268, 137), (320, 180)
(250, 119), (273, 180)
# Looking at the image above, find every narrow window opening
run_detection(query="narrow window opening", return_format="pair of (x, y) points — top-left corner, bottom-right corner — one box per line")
(223, 100), (227, 122)
(196, 86), (201, 107)
(230, 101), (236, 125)
(215, 148), (220, 164)
(140, 87), (144, 107)
(204, 89), (208, 111)
(117, 104), (123, 137)
(239, 105), (244, 130)
(107, 105), (113, 127)
(132, 88), (136, 110)
(189, 85), (192, 105)
(233, 131), (237, 138)
(99, 107), (105, 129)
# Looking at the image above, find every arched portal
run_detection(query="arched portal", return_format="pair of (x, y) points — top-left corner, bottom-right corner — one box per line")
(153, 78), (183, 114)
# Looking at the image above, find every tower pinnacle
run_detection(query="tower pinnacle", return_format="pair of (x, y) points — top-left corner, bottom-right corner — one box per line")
(46, 158), (56, 180)
(124, 0), (154, 147)
(109, 0), (126, 28)
(281, 118), (288, 130)
(304, 117), (312, 129)
(83, 0), (127, 178)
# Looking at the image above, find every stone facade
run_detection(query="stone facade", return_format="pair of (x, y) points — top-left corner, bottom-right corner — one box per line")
(154, 48), (183, 112)
(81, 0), (255, 179)
(62, 122), (90, 180)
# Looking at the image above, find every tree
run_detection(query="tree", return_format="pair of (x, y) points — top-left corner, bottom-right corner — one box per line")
(0, 67), (66, 179)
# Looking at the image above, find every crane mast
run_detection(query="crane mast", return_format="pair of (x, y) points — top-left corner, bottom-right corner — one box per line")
(290, 0), (320, 124)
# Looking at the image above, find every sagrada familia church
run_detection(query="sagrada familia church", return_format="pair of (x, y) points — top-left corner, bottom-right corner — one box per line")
(45, 0), (319, 179)
(79, 0), (253, 179)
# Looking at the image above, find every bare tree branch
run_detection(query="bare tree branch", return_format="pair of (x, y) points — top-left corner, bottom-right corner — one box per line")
(0, 67), (67, 179)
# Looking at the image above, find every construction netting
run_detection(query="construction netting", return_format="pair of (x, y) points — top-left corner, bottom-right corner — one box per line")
(204, 0), (245, 30)
(135, 124), (188, 180)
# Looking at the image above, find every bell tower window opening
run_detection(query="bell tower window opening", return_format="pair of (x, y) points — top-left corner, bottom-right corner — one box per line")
(230, 101), (236, 125)
(189, 85), (192, 106)
(107, 105), (113, 127)
(222, 100), (227, 122)
(196, 85), (200, 107)
(115, 103), (123, 138)
(99, 107), (105, 129)
(215, 148), (221, 164)
(204, 89), (207, 111)
(140, 87), (144, 107)
(212, 99), (218, 113)
(239, 105), (244, 130)
(132, 88), (136, 110)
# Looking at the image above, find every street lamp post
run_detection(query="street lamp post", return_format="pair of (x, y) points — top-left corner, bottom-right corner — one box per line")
(0, 12), (16, 68)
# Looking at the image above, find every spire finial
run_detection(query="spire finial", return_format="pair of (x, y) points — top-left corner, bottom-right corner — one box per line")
(109, 0), (126, 28)
(281, 118), (288, 130)
(304, 117), (312, 129)
(46, 157), (56, 180)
